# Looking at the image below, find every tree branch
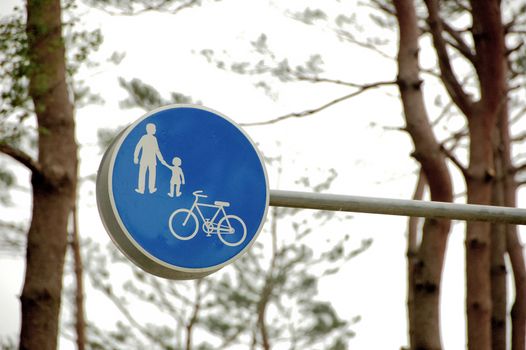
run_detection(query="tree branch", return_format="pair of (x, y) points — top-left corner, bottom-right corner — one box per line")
(69, 204), (86, 350)
(0, 143), (42, 175)
(512, 131), (526, 143)
(423, 0), (473, 115)
(370, 0), (396, 16)
(442, 21), (475, 63)
(294, 74), (384, 88)
(104, 288), (153, 339)
(510, 105), (526, 126)
(506, 41), (523, 56)
(185, 279), (203, 350)
(240, 80), (396, 127)
(440, 143), (468, 177)
(431, 100), (455, 127)
(511, 162), (526, 175)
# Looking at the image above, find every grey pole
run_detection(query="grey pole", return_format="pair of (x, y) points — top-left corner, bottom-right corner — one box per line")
(269, 190), (526, 225)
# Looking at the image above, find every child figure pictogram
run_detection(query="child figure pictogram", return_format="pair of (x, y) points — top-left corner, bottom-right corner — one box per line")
(166, 157), (185, 197)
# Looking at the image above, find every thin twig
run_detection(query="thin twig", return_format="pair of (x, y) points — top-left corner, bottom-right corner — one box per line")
(510, 105), (526, 126)
(440, 143), (468, 176)
(431, 100), (455, 127)
(91, 0), (199, 16)
(241, 81), (396, 127)
(442, 21), (475, 63)
(293, 74), (384, 88)
(511, 162), (526, 175)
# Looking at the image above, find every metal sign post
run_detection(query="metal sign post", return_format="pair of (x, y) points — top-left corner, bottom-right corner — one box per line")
(269, 190), (526, 225)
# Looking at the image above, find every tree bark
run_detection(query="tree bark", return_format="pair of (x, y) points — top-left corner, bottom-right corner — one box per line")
(490, 126), (507, 350)
(499, 102), (526, 350)
(464, 114), (495, 350)
(19, 0), (78, 349)
(393, 1), (453, 349)
(464, 2), (506, 349)
(422, 0), (506, 348)
(71, 205), (86, 350)
(406, 170), (426, 350)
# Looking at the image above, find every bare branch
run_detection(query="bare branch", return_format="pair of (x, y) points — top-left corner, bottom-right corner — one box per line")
(420, 67), (441, 79)
(513, 162), (526, 175)
(451, 0), (471, 12)
(240, 80), (396, 127)
(442, 21), (475, 63)
(431, 100), (455, 127)
(512, 131), (526, 143)
(0, 143), (41, 175)
(440, 143), (468, 176)
(185, 279), (203, 350)
(506, 41), (524, 56)
(382, 125), (406, 132)
(293, 74), (382, 88)
(440, 129), (468, 147)
(510, 105), (526, 126)
(369, 0), (396, 16)
(423, 0), (473, 115)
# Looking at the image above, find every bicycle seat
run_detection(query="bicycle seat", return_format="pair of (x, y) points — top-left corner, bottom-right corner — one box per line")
(214, 201), (230, 207)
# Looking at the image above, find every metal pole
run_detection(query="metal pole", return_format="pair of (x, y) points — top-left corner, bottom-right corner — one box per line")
(269, 189), (526, 225)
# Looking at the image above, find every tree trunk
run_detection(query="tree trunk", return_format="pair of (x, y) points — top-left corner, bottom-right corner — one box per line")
(393, 1), (453, 349)
(464, 111), (495, 350)
(71, 205), (86, 350)
(499, 101), (526, 350)
(490, 125), (507, 350)
(406, 170), (426, 350)
(507, 192), (526, 350)
(19, 0), (77, 349)
(464, 2), (507, 349)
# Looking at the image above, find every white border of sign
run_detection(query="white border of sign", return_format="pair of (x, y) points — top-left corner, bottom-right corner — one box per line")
(96, 104), (270, 280)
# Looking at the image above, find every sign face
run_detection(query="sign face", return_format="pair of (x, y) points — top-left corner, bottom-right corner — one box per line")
(97, 105), (269, 279)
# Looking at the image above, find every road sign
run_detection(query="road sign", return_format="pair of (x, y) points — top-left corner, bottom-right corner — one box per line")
(97, 105), (269, 279)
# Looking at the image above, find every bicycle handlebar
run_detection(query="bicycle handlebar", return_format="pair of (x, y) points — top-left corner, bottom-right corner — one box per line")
(193, 190), (208, 198)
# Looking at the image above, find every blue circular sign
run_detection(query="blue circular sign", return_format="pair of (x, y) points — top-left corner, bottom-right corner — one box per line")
(97, 105), (269, 279)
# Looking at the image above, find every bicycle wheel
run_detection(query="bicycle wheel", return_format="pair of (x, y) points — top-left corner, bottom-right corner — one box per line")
(169, 209), (198, 240)
(217, 215), (247, 247)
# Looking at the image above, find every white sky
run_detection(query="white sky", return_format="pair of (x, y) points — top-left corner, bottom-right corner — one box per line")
(1, 0), (525, 349)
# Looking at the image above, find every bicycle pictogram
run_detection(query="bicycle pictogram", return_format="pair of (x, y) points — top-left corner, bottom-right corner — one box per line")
(168, 190), (247, 247)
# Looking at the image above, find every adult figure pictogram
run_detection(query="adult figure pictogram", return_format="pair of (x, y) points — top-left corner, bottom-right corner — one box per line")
(133, 123), (167, 194)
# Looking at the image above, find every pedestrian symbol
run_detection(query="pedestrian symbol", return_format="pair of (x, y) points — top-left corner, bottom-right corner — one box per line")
(132, 122), (186, 197)
(133, 123), (167, 194)
(96, 105), (269, 280)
